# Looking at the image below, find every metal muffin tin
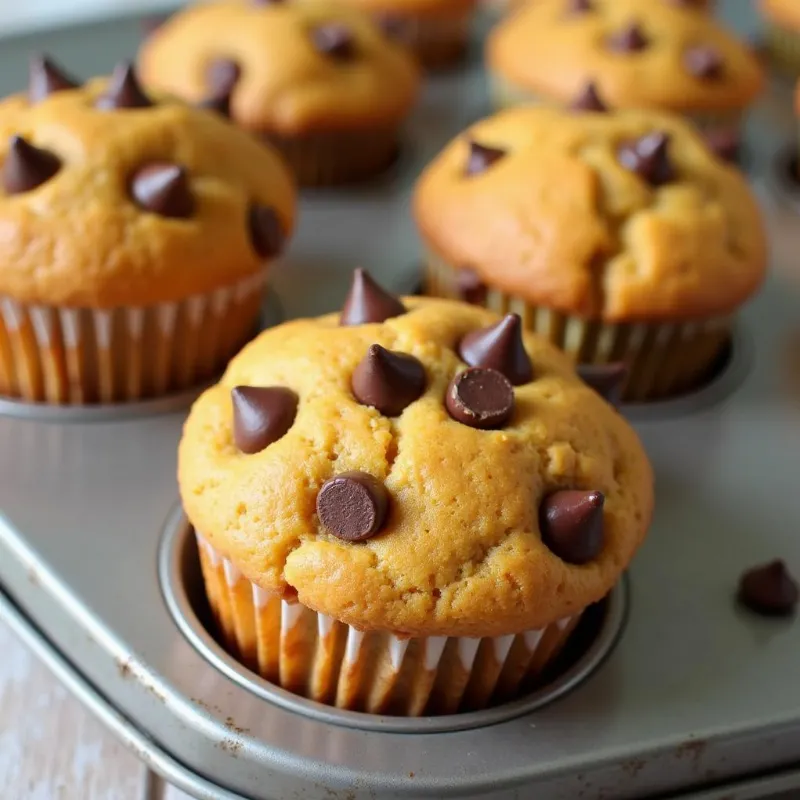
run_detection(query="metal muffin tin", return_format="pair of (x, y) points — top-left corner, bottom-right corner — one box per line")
(2, 2), (800, 798)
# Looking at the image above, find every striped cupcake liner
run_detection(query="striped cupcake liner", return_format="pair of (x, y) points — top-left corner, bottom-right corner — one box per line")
(378, 10), (473, 69)
(196, 534), (581, 717)
(424, 255), (733, 402)
(0, 271), (266, 405)
(763, 22), (800, 75)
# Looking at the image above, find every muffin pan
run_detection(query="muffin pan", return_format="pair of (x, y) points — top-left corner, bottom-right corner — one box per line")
(1, 2), (800, 799)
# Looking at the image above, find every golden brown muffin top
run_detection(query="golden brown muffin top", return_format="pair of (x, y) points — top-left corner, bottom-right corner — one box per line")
(761, 0), (800, 30)
(138, 1), (421, 137)
(487, 0), (764, 114)
(413, 106), (767, 322)
(0, 60), (296, 308)
(178, 281), (653, 638)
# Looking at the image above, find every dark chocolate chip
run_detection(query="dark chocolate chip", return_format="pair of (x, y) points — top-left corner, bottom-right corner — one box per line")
(198, 90), (232, 118)
(458, 314), (533, 386)
(738, 560), (798, 617)
(617, 132), (675, 186)
(3, 136), (61, 195)
(576, 363), (627, 406)
(205, 58), (241, 97)
(311, 23), (355, 60)
(340, 268), (406, 326)
(540, 490), (605, 564)
(96, 62), (152, 110)
(666, 0), (706, 6)
(456, 268), (487, 306)
(131, 163), (194, 218)
(376, 13), (408, 42)
(248, 204), (285, 258)
(607, 23), (648, 53)
(565, 0), (593, 13)
(317, 471), (389, 541)
(28, 55), (78, 103)
(445, 367), (514, 429)
(684, 45), (723, 79)
(231, 386), (299, 454)
(703, 128), (740, 163)
(352, 344), (425, 416)
(570, 81), (607, 112)
(465, 140), (506, 177)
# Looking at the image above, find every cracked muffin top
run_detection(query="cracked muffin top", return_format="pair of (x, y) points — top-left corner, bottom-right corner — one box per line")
(137, 1), (420, 136)
(178, 273), (653, 637)
(0, 59), (296, 307)
(487, 0), (763, 115)
(413, 106), (767, 322)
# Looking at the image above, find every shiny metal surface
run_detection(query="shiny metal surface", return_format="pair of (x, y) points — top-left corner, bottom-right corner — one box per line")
(1, 1), (800, 798)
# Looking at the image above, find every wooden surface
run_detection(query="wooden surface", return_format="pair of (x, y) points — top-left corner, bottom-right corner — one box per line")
(0, 618), (192, 800)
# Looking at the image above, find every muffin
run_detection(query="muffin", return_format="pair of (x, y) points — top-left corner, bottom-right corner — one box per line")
(485, 0), (714, 21)
(487, 0), (763, 160)
(178, 269), (654, 716)
(138, 1), (421, 186)
(0, 57), (295, 405)
(761, 0), (800, 74)
(413, 106), (767, 402)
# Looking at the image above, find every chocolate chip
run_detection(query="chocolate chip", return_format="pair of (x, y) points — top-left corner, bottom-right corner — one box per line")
(205, 58), (241, 97)
(352, 345), (425, 416)
(738, 560), (798, 617)
(445, 368), (514, 429)
(96, 62), (152, 110)
(3, 136), (61, 195)
(456, 268), (487, 306)
(376, 14), (408, 42)
(465, 140), (506, 177)
(317, 472), (389, 541)
(248, 204), (285, 258)
(340, 268), (406, 326)
(540, 490), (605, 564)
(28, 55), (78, 103)
(667, 0), (705, 6)
(231, 386), (298, 454)
(565, 0), (593, 12)
(684, 45), (723, 79)
(570, 81), (607, 112)
(703, 128), (740, 163)
(607, 23), (648, 53)
(459, 314), (533, 386)
(576, 363), (627, 406)
(311, 23), (355, 60)
(131, 163), (194, 218)
(617, 132), (675, 186)
(198, 90), (232, 118)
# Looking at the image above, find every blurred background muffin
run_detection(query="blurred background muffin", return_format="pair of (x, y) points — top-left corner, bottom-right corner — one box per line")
(760, 0), (800, 75)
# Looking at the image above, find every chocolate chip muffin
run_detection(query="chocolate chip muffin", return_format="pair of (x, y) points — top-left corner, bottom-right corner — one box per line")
(413, 106), (767, 402)
(761, 0), (800, 74)
(138, 1), (421, 186)
(487, 0), (763, 160)
(178, 269), (654, 715)
(0, 58), (295, 405)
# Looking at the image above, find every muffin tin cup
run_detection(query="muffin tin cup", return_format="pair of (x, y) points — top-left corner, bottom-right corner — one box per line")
(195, 533), (582, 717)
(763, 22), (800, 75)
(0, 271), (266, 405)
(424, 255), (734, 402)
(381, 10), (474, 70)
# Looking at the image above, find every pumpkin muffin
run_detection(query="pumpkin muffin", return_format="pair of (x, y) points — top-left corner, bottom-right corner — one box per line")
(138, 1), (421, 185)
(761, 0), (800, 74)
(178, 269), (653, 715)
(413, 106), (767, 401)
(0, 58), (295, 405)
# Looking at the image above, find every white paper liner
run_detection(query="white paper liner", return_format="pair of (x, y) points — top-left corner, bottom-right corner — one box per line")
(0, 271), (266, 404)
(196, 534), (580, 716)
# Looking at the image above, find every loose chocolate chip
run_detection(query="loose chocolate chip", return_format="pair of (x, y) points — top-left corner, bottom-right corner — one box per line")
(205, 58), (241, 97)
(317, 471), (389, 541)
(540, 490), (605, 564)
(465, 140), (506, 177)
(311, 23), (355, 60)
(445, 367), (514, 429)
(607, 23), (648, 53)
(28, 55), (78, 103)
(131, 163), (194, 218)
(231, 386), (299, 454)
(683, 46), (723, 79)
(570, 81), (607, 112)
(352, 344), (425, 416)
(458, 314), (533, 386)
(340, 268), (406, 326)
(248, 204), (285, 258)
(565, 0), (593, 12)
(456, 268), (487, 306)
(703, 128), (740, 163)
(96, 62), (152, 110)
(3, 136), (61, 195)
(738, 560), (798, 617)
(576, 363), (627, 406)
(617, 132), (675, 186)
(198, 90), (232, 118)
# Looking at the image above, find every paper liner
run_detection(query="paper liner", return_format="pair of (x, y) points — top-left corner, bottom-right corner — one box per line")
(261, 128), (401, 187)
(424, 255), (733, 402)
(0, 271), (266, 405)
(764, 22), (800, 74)
(379, 11), (473, 69)
(196, 534), (581, 716)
